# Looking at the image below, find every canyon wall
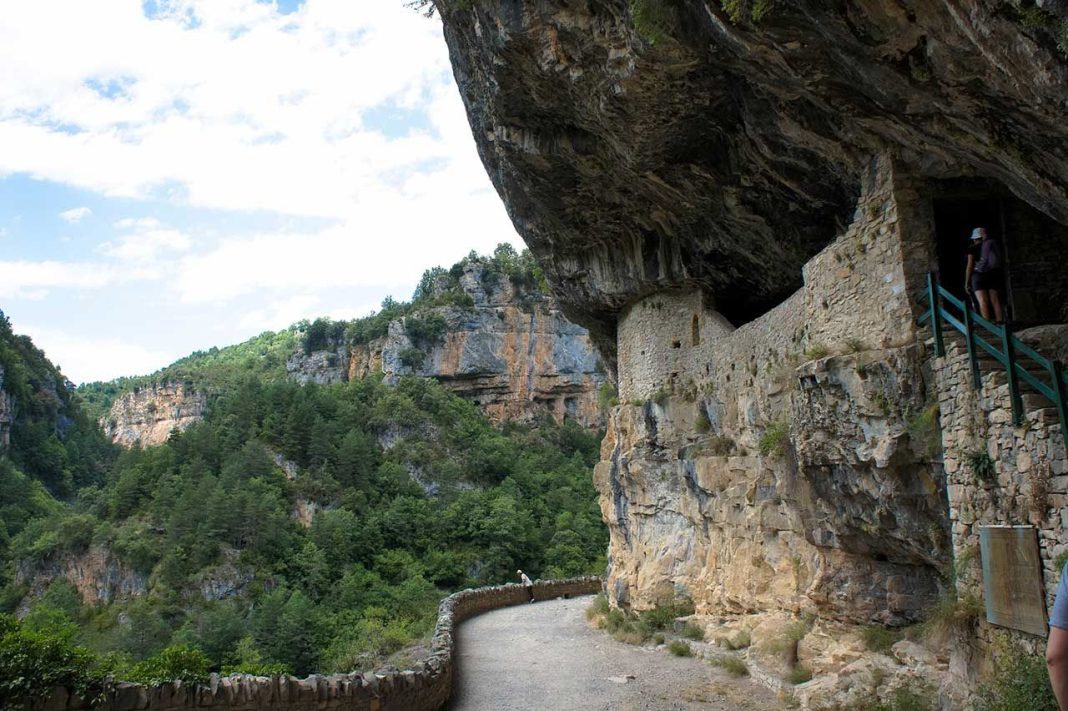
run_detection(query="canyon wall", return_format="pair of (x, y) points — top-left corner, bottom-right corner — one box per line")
(103, 383), (208, 448)
(596, 156), (947, 624)
(438, 0), (1068, 631)
(293, 262), (607, 428)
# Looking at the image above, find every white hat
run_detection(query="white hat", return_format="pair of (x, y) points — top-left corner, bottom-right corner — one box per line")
(970, 227), (987, 241)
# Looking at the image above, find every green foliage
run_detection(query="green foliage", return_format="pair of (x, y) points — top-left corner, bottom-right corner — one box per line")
(720, 0), (776, 23)
(398, 347), (426, 370)
(973, 653), (1057, 711)
(804, 343), (829, 360)
(708, 434), (734, 456)
(679, 622), (704, 641)
(923, 589), (982, 643)
(302, 318), (345, 353)
(845, 337), (865, 353)
(597, 382), (618, 411)
(758, 421), (789, 458)
(966, 448), (997, 483)
(630, 0), (676, 44)
(719, 630), (750, 650)
(695, 409), (712, 433)
(0, 614), (112, 711)
(125, 644), (210, 686)
(667, 640), (692, 656)
(785, 665), (812, 684)
(404, 313), (447, 347)
(712, 655), (748, 677)
(586, 593), (611, 621)
(859, 625), (900, 654)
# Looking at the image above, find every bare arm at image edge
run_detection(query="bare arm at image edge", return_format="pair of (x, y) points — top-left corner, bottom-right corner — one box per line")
(1047, 564), (1068, 710)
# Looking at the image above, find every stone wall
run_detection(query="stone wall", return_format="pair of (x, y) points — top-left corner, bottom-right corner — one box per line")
(598, 155), (950, 624)
(41, 577), (601, 711)
(935, 336), (1068, 655)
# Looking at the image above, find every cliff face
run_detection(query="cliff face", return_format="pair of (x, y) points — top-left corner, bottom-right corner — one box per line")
(0, 364), (12, 450)
(438, 1), (1068, 626)
(292, 262), (607, 428)
(438, 0), (1068, 364)
(103, 383), (207, 448)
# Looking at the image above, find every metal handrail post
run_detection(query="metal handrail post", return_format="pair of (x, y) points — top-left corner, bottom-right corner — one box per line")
(962, 293), (981, 389)
(927, 273), (944, 358)
(1002, 321), (1024, 426)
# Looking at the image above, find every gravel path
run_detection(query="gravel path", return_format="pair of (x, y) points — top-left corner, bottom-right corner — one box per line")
(447, 595), (787, 711)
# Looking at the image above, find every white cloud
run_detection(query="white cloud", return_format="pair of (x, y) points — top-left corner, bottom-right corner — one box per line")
(238, 293), (322, 333)
(59, 206), (92, 223)
(114, 217), (161, 230)
(0, 260), (121, 298)
(99, 227), (192, 263)
(14, 325), (175, 384)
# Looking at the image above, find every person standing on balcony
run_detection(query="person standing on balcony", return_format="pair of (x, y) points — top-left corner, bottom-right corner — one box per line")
(965, 227), (1005, 324)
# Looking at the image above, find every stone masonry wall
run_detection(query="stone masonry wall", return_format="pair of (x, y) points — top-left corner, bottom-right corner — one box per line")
(935, 337), (1068, 657)
(40, 577), (601, 711)
(599, 154), (949, 624)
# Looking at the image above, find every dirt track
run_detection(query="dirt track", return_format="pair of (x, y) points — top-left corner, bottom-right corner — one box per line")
(447, 594), (786, 711)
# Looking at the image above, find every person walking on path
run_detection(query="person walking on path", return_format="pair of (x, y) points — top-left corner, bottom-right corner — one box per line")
(517, 569), (534, 603)
(1048, 560), (1068, 709)
(965, 227), (1005, 324)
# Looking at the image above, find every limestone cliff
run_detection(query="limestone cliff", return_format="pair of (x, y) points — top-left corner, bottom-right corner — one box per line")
(438, 0), (1068, 627)
(102, 383), (207, 448)
(0, 364), (12, 450)
(438, 0), (1068, 364)
(291, 261), (607, 428)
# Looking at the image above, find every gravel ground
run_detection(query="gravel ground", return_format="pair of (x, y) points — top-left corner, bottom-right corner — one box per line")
(447, 595), (788, 711)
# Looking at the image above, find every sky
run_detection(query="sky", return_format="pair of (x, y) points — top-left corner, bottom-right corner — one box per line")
(0, 0), (522, 384)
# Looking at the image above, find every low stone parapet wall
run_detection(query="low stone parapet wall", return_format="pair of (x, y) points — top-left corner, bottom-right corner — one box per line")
(40, 577), (602, 711)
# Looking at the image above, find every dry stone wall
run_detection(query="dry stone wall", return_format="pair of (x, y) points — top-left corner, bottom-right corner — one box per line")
(40, 577), (601, 711)
(935, 336), (1068, 656)
(599, 155), (949, 624)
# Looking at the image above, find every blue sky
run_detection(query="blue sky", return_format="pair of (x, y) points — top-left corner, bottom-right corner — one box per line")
(0, 0), (521, 383)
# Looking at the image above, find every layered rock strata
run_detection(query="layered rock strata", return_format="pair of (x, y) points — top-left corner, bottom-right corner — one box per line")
(438, 0), (1068, 365)
(292, 262), (607, 428)
(593, 158), (947, 624)
(103, 383), (207, 448)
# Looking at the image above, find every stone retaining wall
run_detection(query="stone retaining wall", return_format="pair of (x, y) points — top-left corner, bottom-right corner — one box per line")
(39, 577), (602, 711)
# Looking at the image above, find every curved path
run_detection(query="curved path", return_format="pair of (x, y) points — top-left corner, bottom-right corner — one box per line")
(448, 595), (786, 711)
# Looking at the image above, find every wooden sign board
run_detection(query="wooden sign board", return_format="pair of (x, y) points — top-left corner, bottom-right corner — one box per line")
(979, 526), (1048, 637)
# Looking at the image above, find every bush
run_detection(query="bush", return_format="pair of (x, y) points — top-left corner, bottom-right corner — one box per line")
(785, 665), (812, 684)
(125, 644), (210, 686)
(713, 655), (748, 677)
(597, 383), (619, 411)
(404, 313), (447, 347)
(0, 614), (111, 711)
(923, 590), (982, 643)
(973, 653), (1057, 711)
(667, 640), (692, 657)
(679, 622), (704, 641)
(860, 625), (900, 654)
(398, 347), (426, 370)
(586, 593), (610, 621)
(719, 630), (751, 650)
(966, 448), (997, 483)
(758, 421), (789, 458)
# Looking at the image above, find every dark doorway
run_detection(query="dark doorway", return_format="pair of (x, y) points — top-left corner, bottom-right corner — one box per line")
(933, 179), (1068, 327)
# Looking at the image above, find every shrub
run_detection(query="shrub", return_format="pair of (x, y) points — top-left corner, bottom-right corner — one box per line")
(586, 593), (610, 621)
(973, 653), (1057, 711)
(125, 644), (210, 686)
(923, 590), (982, 643)
(785, 665), (813, 684)
(966, 448), (997, 483)
(695, 408), (712, 433)
(712, 656), (748, 677)
(869, 681), (937, 711)
(860, 625), (900, 654)
(804, 343), (829, 360)
(404, 313), (447, 347)
(758, 421), (789, 458)
(709, 434), (734, 456)
(667, 640), (692, 657)
(598, 383), (619, 411)
(679, 622), (704, 641)
(630, 0), (676, 44)
(398, 347), (426, 370)
(719, 630), (751, 650)
(0, 614), (112, 711)
(845, 337), (865, 353)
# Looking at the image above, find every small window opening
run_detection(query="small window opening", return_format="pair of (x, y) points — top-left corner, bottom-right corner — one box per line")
(672, 340), (681, 349)
(691, 314), (700, 346)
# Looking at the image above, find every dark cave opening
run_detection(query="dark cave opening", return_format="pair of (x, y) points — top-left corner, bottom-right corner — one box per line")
(932, 178), (1068, 327)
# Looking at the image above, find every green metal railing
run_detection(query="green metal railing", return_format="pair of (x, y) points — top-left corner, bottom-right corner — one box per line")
(918, 272), (1068, 448)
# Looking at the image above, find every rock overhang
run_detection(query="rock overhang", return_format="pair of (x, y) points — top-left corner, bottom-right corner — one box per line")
(438, 0), (1068, 368)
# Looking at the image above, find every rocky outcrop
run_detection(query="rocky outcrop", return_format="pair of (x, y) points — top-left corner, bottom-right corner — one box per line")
(292, 262), (607, 428)
(16, 544), (148, 607)
(103, 383), (207, 448)
(0, 363), (13, 450)
(438, 0), (1068, 364)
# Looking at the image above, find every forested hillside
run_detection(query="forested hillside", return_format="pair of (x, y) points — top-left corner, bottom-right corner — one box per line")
(0, 264), (606, 700)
